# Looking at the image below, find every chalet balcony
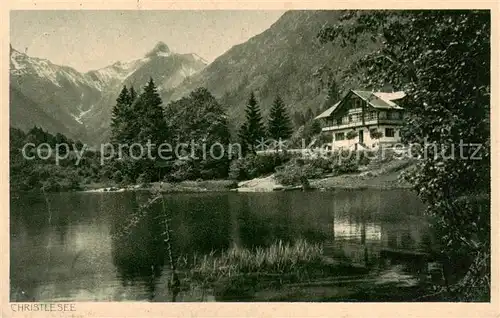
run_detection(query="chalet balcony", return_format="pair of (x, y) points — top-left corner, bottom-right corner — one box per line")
(321, 118), (404, 132)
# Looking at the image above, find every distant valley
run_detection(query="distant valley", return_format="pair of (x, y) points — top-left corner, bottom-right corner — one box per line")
(10, 10), (379, 145)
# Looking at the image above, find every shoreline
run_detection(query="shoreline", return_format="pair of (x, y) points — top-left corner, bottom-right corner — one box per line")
(80, 172), (412, 194)
(12, 160), (415, 194)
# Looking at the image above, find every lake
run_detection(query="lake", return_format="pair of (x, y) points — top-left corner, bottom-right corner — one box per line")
(10, 189), (433, 302)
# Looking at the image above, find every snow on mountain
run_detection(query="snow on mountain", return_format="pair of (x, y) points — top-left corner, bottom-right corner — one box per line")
(10, 42), (207, 96)
(180, 65), (198, 78)
(10, 49), (61, 87)
(156, 51), (171, 57)
(71, 104), (95, 124)
(10, 47), (100, 90)
(86, 58), (150, 90)
(10, 41), (208, 144)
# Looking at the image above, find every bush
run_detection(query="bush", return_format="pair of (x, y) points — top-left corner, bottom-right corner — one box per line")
(229, 153), (291, 181)
(370, 129), (383, 139)
(332, 156), (359, 174)
(121, 174), (134, 186)
(112, 170), (123, 183)
(22, 174), (39, 190)
(346, 130), (358, 140)
(228, 159), (247, 181)
(169, 160), (196, 182)
(83, 177), (93, 185)
(306, 157), (333, 174)
(200, 169), (218, 180)
(136, 172), (151, 185)
(41, 178), (60, 192)
(274, 153), (364, 185)
(245, 154), (283, 178)
(274, 162), (310, 187)
(357, 151), (371, 166)
(302, 163), (325, 179)
(58, 172), (81, 191)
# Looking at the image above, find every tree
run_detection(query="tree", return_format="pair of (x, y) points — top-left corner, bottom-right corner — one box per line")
(292, 111), (306, 128)
(129, 86), (137, 103)
(239, 92), (266, 153)
(324, 79), (341, 110)
(55, 133), (68, 148)
(304, 108), (315, 122)
(299, 119), (323, 146)
(319, 10), (490, 300)
(133, 78), (168, 145)
(238, 122), (250, 157)
(108, 79), (169, 182)
(110, 85), (132, 143)
(267, 95), (293, 142)
(164, 87), (231, 179)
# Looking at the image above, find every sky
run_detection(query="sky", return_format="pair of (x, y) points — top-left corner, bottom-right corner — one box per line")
(10, 10), (285, 72)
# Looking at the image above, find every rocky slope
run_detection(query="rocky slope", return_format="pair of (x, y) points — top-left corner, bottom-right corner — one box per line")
(167, 10), (381, 126)
(9, 41), (207, 143)
(10, 45), (102, 140)
(10, 10), (381, 144)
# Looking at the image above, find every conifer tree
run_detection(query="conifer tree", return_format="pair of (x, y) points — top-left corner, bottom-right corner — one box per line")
(129, 86), (137, 103)
(267, 95), (293, 142)
(110, 85), (131, 143)
(239, 92), (265, 153)
(292, 111), (306, 128)
(304, 108), (315, 122)
(133, 78), (168, 145)
(325, 80), (340, 109)
(237, 122), (250, 157)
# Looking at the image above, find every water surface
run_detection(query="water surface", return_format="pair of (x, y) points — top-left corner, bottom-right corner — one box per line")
(10, 189), (431, 301)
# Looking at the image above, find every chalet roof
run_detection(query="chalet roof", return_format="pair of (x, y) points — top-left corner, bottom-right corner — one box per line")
(315, 90), (405, 120)
(353, 90), (405, 110)
(314, 101), (341, 120)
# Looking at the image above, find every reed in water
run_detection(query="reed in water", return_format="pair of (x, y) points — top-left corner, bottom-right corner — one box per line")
(180, 239), (328, 283)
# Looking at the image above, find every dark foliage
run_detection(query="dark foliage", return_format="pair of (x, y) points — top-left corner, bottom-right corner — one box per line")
(318, 10), (490, 300)
(267, 96), (293, 142)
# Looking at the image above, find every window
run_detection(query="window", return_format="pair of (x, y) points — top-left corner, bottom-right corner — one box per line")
(347, 114), (361, 123)
(335, 132), (345, 141)
(379, 111), (387, 119)
(385, 128), (395, 138)
(365, 111), (376, 121)
(336, 118), (342, 125)
(388, 111), (400, 119)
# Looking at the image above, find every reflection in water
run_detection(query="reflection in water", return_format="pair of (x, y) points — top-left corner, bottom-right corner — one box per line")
(109, 195), (165, 301)
(10, 189), (430, 302)
(333, 222), (382, 241)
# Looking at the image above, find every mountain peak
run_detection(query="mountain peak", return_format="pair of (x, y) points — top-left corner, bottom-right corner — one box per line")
(145, 41), (171, 57)
(10, 44), (22, 56)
